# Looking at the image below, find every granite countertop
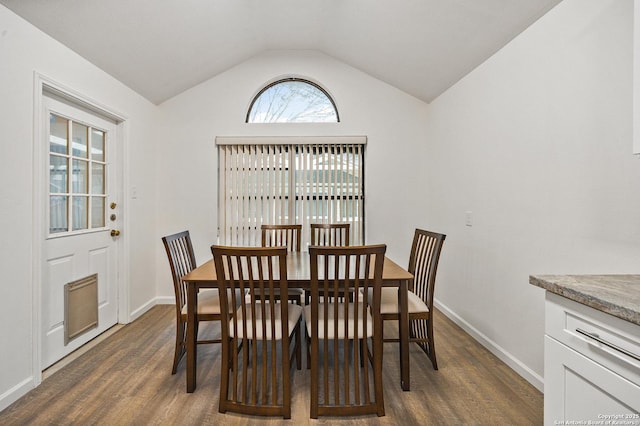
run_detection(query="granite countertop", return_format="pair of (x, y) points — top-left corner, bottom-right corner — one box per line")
(529, 274), (640, 326)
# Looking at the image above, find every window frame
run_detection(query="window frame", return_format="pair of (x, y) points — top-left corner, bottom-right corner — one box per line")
(245, 78), (340, 123)
(48, 111), (108, 237)
(216, 136), (365, 247)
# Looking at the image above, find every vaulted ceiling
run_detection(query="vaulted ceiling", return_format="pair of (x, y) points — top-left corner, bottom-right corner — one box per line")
(1, 0), (563, 105)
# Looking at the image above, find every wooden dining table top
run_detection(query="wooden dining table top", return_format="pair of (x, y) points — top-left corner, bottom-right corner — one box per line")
(182, 251), (414, 287)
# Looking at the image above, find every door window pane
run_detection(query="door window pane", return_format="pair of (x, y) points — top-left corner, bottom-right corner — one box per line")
(91, 197), (105, 228)
(91, 129), (104, 161)
(50, 114), (68, 154)
(72, 159), (88, 193)
(50, 155), (68, 193)
(50, 196), (68, 233)
(72, 196), (88, 231)
(91, 163), (104, 194)
(72, 122), (88, 158)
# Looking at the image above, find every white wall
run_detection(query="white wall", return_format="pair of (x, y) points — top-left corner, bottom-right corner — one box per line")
(0, 6), (159, 409)
(423, 0), (640, 388)
(155, 50), (430, 297)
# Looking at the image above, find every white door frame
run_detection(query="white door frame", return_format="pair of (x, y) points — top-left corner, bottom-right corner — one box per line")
(31, 72), (131, 386)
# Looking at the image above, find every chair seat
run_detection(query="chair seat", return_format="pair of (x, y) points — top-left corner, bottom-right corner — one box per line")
(304, 302), (373, 339)
(181, 289), (243, 316)
(368, 288), (429, 315)
(231, 302), (303, 340)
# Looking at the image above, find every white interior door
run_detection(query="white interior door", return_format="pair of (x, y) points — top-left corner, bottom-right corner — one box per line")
(42, 95), (121, 368)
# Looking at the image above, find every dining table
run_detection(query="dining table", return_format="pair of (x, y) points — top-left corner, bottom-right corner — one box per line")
(181, 251), (414, 393)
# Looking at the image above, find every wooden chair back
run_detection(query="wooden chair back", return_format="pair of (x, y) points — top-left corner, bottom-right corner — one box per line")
(163, 230), (224, 374)
(162, 230), (196, 315)
(259, 224), (304, 303)
(407, 228), (446, 368)
(261, 224), (302, 252)
(307, 244), (386, 418)
(310, 223), (350, 246)
(408, 229), (446, 316)
(211, 245), (302, 418)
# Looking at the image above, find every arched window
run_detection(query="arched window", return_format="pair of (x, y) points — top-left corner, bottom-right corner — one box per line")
(246, 78), (339, 123)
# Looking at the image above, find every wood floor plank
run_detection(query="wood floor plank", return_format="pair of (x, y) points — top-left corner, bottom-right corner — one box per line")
(0, 305), (542, 425)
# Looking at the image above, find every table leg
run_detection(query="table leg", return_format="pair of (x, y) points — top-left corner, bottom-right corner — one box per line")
(186, 284), (197, 393)
(399, 280), (410, 391)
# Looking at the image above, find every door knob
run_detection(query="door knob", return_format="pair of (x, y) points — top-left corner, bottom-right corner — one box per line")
(110, 229), (121, 237)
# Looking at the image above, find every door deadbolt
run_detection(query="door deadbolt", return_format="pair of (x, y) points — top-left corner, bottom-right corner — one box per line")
(110, 214), (117, 221)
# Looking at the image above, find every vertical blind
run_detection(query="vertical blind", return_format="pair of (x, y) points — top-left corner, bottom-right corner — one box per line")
(217, 137), (366, 248)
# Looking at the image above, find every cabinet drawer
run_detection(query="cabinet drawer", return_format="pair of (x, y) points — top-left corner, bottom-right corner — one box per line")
(545, 292), (640, 386)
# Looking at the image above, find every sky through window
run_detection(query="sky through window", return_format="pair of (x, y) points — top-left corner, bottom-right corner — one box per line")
(247, 79), (339, 123)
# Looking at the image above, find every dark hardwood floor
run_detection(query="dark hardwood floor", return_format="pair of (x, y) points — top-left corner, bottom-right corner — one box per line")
(0, 305), (542, 425)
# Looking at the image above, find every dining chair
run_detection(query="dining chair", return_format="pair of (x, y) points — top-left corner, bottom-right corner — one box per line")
(162, 230), (225, 374)
(376, 228), (446, 370)
(261, 224), (302, 251)
(305, 244), (387, 418)
(310, 223), (350, 246)
(211, 245), (303, 419)
(306, 223), (351, 305)
(260, 224), (304, 305)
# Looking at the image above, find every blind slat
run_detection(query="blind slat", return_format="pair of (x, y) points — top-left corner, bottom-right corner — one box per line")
(218, 141), (364, 246)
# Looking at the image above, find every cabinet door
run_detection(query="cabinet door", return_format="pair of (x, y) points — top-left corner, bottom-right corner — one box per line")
(544, 336), (640, 425)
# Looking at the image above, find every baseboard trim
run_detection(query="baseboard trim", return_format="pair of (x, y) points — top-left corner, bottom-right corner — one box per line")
(129, 299), (156, 322)
(154, 296), (174, 305)
(434, 299), (544, 392)
(129, 296), (175, 322)
(0, 377), (34, 413)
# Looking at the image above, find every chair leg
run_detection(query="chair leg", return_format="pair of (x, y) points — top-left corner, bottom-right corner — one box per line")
(172, 321), (186, 374)
(374, 341), (385, 417)
(306, 326), (311, 369)
(412, 318), (438, 371)
(398, 320), (412, 376)
(295, 319), (302, 370)
(426, 318), (438, 370)
(219, 337), (231, 413)
(309, 340), (318, 419)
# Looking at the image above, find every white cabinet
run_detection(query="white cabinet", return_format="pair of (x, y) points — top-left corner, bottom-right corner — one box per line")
(544, 292), (640, 425)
